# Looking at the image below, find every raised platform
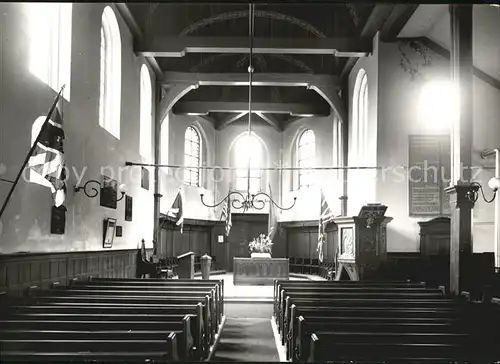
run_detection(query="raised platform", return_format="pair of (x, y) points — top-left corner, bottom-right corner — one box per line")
(233, 257), (289, 286)
(196, 273), (324, 301)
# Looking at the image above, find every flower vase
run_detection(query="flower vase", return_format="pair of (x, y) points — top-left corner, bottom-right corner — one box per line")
(251, 252), (271, 258)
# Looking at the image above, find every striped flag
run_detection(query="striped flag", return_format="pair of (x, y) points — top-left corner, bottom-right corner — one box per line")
(220, 193), (232, 236)
(167, 188), (184, 234)
(28, 104), (67, 208)
(317, 190), (334, 262)
(268, 183), (278, 240)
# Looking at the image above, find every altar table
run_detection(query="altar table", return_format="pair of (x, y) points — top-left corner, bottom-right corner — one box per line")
(233, 257), (289, 285)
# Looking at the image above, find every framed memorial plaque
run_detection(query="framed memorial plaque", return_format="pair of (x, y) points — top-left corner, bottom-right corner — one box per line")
(51, 205), (67, 235)
(125, 195), (133, 221)
(103, 218), (117, 248)
(408, 135), (450, 217)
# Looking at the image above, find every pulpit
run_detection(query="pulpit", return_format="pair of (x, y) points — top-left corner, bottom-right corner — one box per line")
(177, 251), (195, 279)
(333, 204), (392, 281)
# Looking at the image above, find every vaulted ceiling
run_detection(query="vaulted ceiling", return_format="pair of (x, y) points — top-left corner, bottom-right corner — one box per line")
(120, 3), (418, 130)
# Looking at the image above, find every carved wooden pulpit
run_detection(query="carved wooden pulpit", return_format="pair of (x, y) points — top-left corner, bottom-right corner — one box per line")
(333, 204), (392, 281)
(177, 251), (195, 279)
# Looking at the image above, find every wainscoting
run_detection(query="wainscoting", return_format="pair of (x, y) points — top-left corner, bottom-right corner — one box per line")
(0, 249), (147, 295)
(281, 221), (337, 261)
(157, 218), (218, 260)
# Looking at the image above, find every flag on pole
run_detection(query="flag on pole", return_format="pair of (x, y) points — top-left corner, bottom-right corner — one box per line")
(220, 193), (232, 236)
(268, 183), (278, 241)
(28, 103), (67, 208)
(167, 188), (184, 233)
(317, 190), (334, 262)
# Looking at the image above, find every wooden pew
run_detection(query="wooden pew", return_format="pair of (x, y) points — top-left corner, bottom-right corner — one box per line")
(295, 316), (468, 362)
(22, 292), (216, 343)
(286, 307), (465, 361)
(1, 331), (179, 363)
(281, 296), (456, 340)
(277, 289), (445, 331)
(273, 279), (429, 323)
(74, 278), (225, 316)
(0, 317), (193, 359)
(3, 302), (210, 359)
(308, 333), (468, 363)
(1, 278), (226, 362)
(47, 288), (221, 328)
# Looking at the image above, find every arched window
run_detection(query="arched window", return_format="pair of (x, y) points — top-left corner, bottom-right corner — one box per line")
(26, 3), (72, 100)
(139, 64), (152, 160)
(352, 69), (368, 161)
(184, 126), (201, 186)
(234, 135), (262, 193)
(297, 129), (316, 189)
(99, 6), (121, 139)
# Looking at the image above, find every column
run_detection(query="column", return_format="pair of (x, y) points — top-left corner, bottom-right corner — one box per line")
(445, 4), (475, 296)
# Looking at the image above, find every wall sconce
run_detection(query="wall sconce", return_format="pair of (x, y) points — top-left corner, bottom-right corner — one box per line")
(74, 180), (126, 202)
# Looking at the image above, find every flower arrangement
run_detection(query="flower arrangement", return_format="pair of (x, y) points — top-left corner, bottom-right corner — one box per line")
(248, 233), (273, 254)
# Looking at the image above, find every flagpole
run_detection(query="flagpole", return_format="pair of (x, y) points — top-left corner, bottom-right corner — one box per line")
(0, 86), (65, 220)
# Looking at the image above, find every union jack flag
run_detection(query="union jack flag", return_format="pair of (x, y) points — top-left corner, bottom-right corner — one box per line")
(28, 105), (67, 208)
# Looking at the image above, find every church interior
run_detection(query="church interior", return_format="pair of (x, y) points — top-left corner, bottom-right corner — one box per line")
(2, 2), (500, 362)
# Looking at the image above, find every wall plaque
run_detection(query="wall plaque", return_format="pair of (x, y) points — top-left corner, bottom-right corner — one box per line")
(125, 195), (133, 221)
(100, 175), (117, 209)
(103, 218), (117, 248)
(141, 167), (150, 190)
(408, 135), (450, 216)
(51, 205), (67, 235)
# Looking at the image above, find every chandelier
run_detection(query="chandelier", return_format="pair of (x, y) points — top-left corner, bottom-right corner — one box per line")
(200, 4), (296, 212)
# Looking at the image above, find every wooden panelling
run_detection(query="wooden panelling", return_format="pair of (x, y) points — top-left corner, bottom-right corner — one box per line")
(0, 249), (146, 295)
(159, 218), (215, 259)
(282, 221), (337, 260)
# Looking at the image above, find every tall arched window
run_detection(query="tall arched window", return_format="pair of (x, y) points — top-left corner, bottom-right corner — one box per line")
(140, 64), (152, 160)
(297, 129), (316, 189)
(352, 69), (368, 161)
(26, 3), (72, 100)
(99, 6), (121, 139)
(184, 126), (201, 186)
(234, 135), (262, 193)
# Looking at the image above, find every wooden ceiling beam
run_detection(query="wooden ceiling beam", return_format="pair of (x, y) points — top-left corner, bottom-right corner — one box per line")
(137, 36), (371, 58)
(174, 101), (329, 117)
(161, 71), (339, 89)
(255, 112), (282, 132)
(115, 3), (163, 80)
(340, 4), (396, 81)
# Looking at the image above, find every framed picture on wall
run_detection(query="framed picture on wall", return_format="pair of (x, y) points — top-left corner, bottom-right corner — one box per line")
(100, 175), (118, 209)
(103, 218), (117, 248)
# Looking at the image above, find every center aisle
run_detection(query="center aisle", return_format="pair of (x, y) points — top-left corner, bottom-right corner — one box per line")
(211, 318), (280, 362)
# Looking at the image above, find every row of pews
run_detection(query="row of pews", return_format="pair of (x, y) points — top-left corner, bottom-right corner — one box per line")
(0, 277), (225, 362)
(273, 279), (500, 363)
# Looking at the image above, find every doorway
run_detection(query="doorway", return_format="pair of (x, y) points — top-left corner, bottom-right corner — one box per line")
(226, 213), (268, 272)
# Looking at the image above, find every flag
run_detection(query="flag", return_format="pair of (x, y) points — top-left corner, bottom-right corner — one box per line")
(167, 188), (184, 234)
(219, 187), (232, 236)
(317, 190), (334, 262)
(220, 193), (232, 236)
(28, 104), (67, 208)
(268, 183), (278, 241)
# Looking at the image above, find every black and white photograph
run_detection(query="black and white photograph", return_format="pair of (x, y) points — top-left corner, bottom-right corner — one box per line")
(0, 1), (499, 363)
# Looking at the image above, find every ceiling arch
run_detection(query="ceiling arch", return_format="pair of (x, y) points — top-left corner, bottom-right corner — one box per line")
(179, 10), (326, 38)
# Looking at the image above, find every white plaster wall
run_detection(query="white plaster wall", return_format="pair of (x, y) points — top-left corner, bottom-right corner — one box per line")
(159, 112), (216, 221)
(372, 5), (500, 252)
(347, 33), (379, 217)
(0, 3), (155, 253)
(280, 115), (341, 222)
